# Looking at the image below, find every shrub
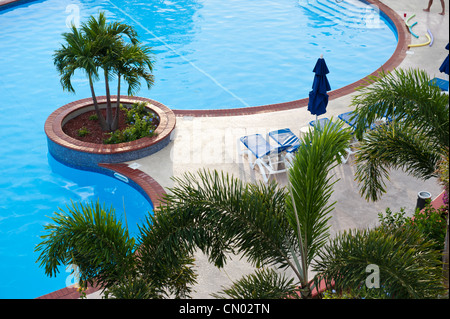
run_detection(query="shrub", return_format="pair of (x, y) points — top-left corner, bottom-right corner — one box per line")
(406, 204), (447, 252)
(77, 126), (90, 137)
(314, 224), (445, 299)
(378, 204), (447, 252)
(104, 102), (159, 144)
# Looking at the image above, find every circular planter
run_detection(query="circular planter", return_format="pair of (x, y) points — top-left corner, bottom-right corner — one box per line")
(45, 96), (176, 169)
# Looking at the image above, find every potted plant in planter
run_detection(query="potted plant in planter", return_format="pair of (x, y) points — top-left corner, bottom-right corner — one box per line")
(53, 12), (155, 132)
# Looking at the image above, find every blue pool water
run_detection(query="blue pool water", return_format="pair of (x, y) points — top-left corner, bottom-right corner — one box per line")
(0, 0), (397, 298)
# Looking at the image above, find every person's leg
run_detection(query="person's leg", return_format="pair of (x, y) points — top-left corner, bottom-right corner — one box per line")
(423, 0), (433, 12)
(439, 0), (445, 15)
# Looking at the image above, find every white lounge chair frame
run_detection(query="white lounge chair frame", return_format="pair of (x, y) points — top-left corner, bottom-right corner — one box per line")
(238, 134), (289, 183)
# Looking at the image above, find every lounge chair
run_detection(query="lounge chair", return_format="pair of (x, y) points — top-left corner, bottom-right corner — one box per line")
(268, 128), (302, 168)
(309, 117), (357, 164)
(338, 111), (361, 130)
(268, 128), (301, 154)
(239, 134), (290, 183)
(338, 111), (390, 131)
(429, 77), (449, 92)
(309, 117), (331, 128)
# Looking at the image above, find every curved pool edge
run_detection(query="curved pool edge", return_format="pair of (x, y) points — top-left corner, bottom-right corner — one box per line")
(35, 162), (167, 299)
(2, 0), (410, 299)
(41, 93), (173, 299)
(171, 0), (411, 117)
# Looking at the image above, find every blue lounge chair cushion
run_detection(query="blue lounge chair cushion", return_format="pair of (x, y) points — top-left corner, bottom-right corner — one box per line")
(338, 111), (358, 127)
(429, 78), (449, 91)
(268, 128), (301, 153)
(338, 111), (380, 130)
(309, 118), (331, 128)
(240, 134), (289, 158)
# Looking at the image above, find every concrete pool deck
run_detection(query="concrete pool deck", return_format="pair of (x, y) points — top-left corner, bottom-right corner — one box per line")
(118, 0), (449, 299)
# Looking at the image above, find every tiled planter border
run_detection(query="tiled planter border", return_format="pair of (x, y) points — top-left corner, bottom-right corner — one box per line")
(40, 95), (174, 299)
(45, 96), (176, 169)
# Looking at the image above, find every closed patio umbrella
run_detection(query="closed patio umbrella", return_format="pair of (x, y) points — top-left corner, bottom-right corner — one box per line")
(307, 54), (331, 122)
(439, 43), (449, 75)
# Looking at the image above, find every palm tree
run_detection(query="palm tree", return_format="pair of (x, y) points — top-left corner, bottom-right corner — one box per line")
(35, 121), (352, 298)
(54, 12), (155, 132)
(53, 25), (108, 130)
(349, 67), (449, 288)
(350, 68), (449, 201)
(131, 120), (352, 298)
(34, 200), (197, 298)
(313, 222), (446, 298)
(111, 42), (154, 131)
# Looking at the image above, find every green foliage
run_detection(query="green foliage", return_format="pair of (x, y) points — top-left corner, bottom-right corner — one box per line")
(437, 151), (449, 194)
(313, 224), (446, 299)
(377, 207), (408, 229)
(351, 68), (449, 202)
(212, 268), (298, 299)
(407, 205), (447, 252)
(77, 126), (90, 137)
(35, 200), (196, 298)
(89, 114), (98, 121)
(286, 119), (352, 266)
(104, 102), (159, 144)
(321, 289), (355, 299)
(103, 277), (162, 299)
(53, 12), (155, 131)
(34, 200), (136, 289)
(378, 205), (447, 252)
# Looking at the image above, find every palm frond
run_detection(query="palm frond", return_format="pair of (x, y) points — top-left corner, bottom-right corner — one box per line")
(313, 225), (446, 299)
(355, 122), (442, 201)
(286, 119), (352, 271)
(211, 268), (298, 299)
(138, 169), (295, 272)
(351, 68), (449, 146)
(34, 200), (136, 289)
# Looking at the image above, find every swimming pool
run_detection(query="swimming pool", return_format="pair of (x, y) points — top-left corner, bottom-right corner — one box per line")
(0, 0), (397, 298)
(0, 154), (153, 299)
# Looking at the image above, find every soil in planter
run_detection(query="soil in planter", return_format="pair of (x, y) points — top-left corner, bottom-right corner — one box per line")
(63, 108), (130, 144)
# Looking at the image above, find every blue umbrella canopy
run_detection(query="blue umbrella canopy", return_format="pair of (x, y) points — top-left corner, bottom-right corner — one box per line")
(439, 43), (449, 75)
(307, 55), (331, 118)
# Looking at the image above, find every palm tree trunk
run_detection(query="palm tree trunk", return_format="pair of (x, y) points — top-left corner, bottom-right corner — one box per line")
(89, 75), (108, 131)
(112, 75), (121, 131)
(287, 182), (311, 298)
(104, 68), (113, 131)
